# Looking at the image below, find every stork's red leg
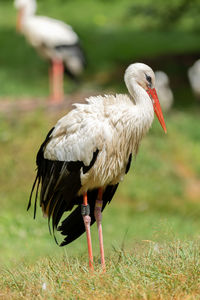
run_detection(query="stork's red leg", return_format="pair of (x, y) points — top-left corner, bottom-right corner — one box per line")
(50, 60), (64, 103)
(82, 192), (94, 271)
(94, 188), (106, 271)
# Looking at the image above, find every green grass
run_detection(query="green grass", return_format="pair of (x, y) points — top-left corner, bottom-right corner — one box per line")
(1, 105), (200, 299)
(1, 241), (200, 299)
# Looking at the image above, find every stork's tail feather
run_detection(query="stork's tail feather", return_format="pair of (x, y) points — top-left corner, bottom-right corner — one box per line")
(27, 128), (55, 217)
(58, 190), (98, 246)
(28, 129), (100, 245)
(58, 184), (119, 246)
(27, 172), (41, 220)
(27, 173), (38, 211)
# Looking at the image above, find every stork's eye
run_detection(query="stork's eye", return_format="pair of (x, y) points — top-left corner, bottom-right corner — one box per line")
(145, 74), (152, 87)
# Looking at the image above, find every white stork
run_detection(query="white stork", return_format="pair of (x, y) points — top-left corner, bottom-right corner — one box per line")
(14, 0), (85, 103)
(188, 59), (200, 100)
(155, 71), (174, 113)
(28, 63), (167, 271)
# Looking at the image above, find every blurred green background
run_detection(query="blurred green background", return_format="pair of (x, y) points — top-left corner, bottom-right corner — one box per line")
(0, 0), (200, 269)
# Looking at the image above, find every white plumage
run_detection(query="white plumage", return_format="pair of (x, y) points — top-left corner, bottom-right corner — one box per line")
(44, 66), (156, 192)
(21, 16), (78, 49)
(29, 63), (166, 270)
(155, 71), (174, 112)
(188, 59), (200, 99)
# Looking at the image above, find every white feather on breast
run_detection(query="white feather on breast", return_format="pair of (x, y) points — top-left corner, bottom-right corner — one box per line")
(44, 94), (151, 192)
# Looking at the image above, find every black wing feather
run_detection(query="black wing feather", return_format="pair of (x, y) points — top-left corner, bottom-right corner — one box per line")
(54, 42), (86, 81)
(58, 184), (119, 246)
(27, 127), (54, 215)
(29, 128), (131, 247)
(28, 127), (99, 242)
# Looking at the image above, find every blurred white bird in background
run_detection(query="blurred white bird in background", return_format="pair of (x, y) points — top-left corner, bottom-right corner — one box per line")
(155, 71), (174, 113)
(14, 0), (86, 103)
(188, 59), (200, 100)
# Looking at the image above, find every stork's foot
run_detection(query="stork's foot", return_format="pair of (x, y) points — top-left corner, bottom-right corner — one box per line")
(82, 203), (94, 271)
(94, 195), (106, 272)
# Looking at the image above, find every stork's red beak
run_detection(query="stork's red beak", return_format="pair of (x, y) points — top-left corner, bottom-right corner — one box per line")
(147, 88), (167, 133)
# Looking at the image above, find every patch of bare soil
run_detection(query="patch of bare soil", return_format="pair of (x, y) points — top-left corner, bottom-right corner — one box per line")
(0, 92), (94, 115)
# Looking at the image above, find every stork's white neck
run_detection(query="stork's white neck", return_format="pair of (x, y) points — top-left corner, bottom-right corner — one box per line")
(125, 78), (154, 139)
(126, 78), (147, 104)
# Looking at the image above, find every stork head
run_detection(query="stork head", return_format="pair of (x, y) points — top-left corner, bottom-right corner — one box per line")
(124, 63), (167, 133)
(14, 0), (37, 32)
